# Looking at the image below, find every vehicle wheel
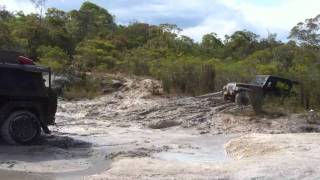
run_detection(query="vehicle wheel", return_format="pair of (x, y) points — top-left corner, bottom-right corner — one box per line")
(249, 89), (264, 114)
(47, 88), (58, 125)
(223, 94), (228, 101)
(235, 91), (250, 106)
(1, 111), (41, 145)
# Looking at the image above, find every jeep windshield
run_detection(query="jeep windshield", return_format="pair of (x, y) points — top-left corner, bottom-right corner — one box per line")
(251, 75), (269, 86)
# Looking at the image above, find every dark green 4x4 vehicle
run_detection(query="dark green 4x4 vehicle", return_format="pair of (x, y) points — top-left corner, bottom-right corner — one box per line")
(223, 75), (298, 111)
(0, 50), (57, 145)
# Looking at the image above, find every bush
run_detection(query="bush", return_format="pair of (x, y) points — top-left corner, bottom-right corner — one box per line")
(149, 57), (216, 95)
(37, 46), (69, 73)
(74, 39), (116, 72)
(63, 75), (102, 100)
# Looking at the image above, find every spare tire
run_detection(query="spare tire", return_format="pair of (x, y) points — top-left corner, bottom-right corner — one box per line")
(235, 91), (250, 106)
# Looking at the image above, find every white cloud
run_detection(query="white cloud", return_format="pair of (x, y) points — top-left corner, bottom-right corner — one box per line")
(221, 0), (320, 28)
(219, 0), (320, 39)
(0, 0), (35, 14)
(182, 17), (240, 41)
(112, 0), (320, 41)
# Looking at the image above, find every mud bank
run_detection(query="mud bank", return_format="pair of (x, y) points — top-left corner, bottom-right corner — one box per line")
(224, 133), (320, 179)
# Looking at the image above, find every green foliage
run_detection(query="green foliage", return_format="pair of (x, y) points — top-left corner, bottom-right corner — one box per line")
(63, 75), (102, 100)
(149, 57), (216, 95)
(74, 39), (116, 71)
(37, 45), (69, 73)
(1, 2), (320, 109)
(0, 21), (14, 49)
(224, 30), (260, 59)
(289, 14), (320, 48)
(66, 1), (115, 43)
(201, 33), (224, 58)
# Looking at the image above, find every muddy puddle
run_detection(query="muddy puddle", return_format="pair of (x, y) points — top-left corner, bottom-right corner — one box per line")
(152, 134), (234, 164)
(0, 135), (109, 180)
(0, 127), (236, 179)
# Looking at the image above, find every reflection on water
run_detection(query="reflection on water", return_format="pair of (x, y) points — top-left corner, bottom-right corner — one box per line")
(154, 151), (229, 164)
(0, 170), (55, 180)
(153, 134), (235, 164)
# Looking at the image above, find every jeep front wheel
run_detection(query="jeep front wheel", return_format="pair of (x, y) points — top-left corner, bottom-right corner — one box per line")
(1, 111), (41, 145)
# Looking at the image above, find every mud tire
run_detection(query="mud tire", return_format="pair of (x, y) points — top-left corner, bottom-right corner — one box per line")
(1, 111), (41, 145)
(223, 94), (228, 101)
(249, 90), (264, 114)
(47, 88), (58, 125)
(235, 91), (250, 106)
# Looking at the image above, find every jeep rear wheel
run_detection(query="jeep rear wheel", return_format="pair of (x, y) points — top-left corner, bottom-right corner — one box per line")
(249, 89), (264, 114)
(1, 111), (41, 145)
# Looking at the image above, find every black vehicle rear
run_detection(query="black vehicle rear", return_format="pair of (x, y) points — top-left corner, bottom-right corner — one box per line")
(0, 50), (57, 145)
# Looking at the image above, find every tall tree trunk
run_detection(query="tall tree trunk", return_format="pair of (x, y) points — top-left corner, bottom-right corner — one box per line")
(300, 85), (304, 106)
(305, 94), (310, 110)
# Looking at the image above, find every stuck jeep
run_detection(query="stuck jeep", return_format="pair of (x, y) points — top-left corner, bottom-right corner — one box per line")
(223, 75), (298, 110)
(0, 50), (57, 145)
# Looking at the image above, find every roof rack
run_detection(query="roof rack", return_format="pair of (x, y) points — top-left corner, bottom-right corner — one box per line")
(0, 50), (50, 73)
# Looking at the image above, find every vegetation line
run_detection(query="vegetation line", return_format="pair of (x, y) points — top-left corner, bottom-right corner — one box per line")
(0, 1), (319, 109)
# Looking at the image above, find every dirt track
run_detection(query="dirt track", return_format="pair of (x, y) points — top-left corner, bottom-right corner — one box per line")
(0, 77), (319, 180)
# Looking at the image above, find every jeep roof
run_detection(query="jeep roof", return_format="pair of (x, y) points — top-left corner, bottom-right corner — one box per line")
(251, 75), (298, 87)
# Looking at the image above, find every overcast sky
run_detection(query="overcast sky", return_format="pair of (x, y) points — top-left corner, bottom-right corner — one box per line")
(0, 0), (319, 41)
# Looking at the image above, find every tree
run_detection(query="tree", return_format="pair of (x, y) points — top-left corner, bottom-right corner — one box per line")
(10, 13), (49, 58)
(118, 22), (156, 49)
(201, 33), (224, 57)
(224, 30), (260, 59)
(37, 45), (69, 73)
(288, 49), (320, 109)
(0, 8), (15, 50)
(30, 0), (46, 24)
(175, 35), (195, 54)
(258, 32), (282, 50)
(0, 21), (14, 49)
(289, 15), (320, 109)
(45, 8), (73, 54)
(272, 44), (297, 71)
(66, 1), (115, 43)
(74, 39), (116, 71)
(289, 14), (320, 48)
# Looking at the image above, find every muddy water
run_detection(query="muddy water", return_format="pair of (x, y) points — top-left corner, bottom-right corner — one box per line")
(0, 129), (235, 179)
(153, 134), (235, 164)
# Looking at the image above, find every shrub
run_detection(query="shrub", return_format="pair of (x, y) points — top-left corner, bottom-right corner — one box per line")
(63, 75), (102, 100)
(37, 45), (69, 73)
